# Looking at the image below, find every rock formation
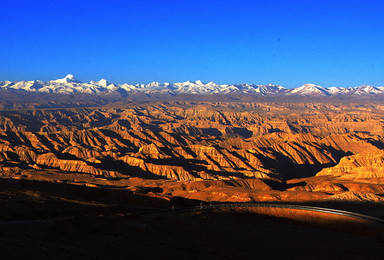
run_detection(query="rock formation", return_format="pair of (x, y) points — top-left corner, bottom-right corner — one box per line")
(0, 101), (384, 203)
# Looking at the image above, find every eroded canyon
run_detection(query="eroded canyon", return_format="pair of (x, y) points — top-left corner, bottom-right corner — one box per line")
(1, 101), (384, 204)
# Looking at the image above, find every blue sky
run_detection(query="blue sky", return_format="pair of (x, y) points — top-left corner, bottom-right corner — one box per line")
(1, 0), (384, 88)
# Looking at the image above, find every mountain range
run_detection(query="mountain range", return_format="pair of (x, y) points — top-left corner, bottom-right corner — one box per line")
(1, 74), (384, 98)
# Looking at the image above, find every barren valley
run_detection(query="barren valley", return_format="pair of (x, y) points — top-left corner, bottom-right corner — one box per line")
(2, 100), (384, 259)
(1, 101), (384, 203)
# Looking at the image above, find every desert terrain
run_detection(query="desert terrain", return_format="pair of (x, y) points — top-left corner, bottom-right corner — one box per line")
(1, 100), (384, 258)
(1, 101), (384, 202)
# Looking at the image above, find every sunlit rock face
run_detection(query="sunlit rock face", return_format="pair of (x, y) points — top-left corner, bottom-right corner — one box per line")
(1, 101), (384, 202)
(316, 152), (384, 179)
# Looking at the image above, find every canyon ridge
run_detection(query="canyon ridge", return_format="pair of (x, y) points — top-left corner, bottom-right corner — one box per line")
(1, 100), (384, 205)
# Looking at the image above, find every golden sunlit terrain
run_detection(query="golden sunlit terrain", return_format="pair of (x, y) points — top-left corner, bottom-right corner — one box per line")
(1, 101), (384, 203)
(2, 101), (384, 259)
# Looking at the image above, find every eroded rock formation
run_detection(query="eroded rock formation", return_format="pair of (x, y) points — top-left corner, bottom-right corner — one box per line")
(1, 101), (384, 202)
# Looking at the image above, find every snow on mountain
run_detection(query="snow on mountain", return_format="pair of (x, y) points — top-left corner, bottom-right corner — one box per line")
(1, 80), (45, 92)
(96, 79), (118, 91)
(1, 75), (384, 98)
(247, 84), (287, 95)
(120, 83), (137, 91)
(328, 87), (349, 95)
(51, 74), (81, 84)
(172, 80), (233, 94)
(352, 85), (383, 95)
(288, 84), (331, 96)
(0, 80), (13, 88)
(97, 79), (109, 88)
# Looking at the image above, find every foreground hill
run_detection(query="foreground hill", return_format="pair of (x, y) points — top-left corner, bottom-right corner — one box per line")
(1, 178), (384, 259)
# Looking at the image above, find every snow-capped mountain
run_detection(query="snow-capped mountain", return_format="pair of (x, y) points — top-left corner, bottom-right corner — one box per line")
(1, 74), (384, 98)
(351, 85), (383, 95)
(287, 84), (331, 96)
(50, 74), (81, 84)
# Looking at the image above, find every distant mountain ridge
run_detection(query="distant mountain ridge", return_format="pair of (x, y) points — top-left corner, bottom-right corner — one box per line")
(1, 74), (384, 98)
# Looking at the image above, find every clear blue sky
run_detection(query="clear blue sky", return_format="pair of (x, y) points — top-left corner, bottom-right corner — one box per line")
(1, 0), (384, 88)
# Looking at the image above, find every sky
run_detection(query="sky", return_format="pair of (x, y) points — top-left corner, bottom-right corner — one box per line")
(1, 0), (384, 88)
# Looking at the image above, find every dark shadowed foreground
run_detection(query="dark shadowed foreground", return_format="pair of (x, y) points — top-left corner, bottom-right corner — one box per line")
(0, 179), (383, 260)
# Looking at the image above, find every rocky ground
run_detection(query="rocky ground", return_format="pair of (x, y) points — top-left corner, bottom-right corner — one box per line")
(0, 101), (384, 204)
(2, 100), (384, 259)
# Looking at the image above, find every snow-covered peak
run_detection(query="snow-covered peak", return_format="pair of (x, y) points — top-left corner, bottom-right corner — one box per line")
(51, 74), (81, 84)
(146, 82), (161, 88)
(359, 85), (379, 92)
(65, 74), (75, 80)
(353, 85), (383, 95)
(97, 79), (109, 87)
(294, 83), (319, 90)
(244, 84), (287, 95)
(288, 83), (330, 96)
(0, 80), (12, 88)
(328, 87), (347, 94)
